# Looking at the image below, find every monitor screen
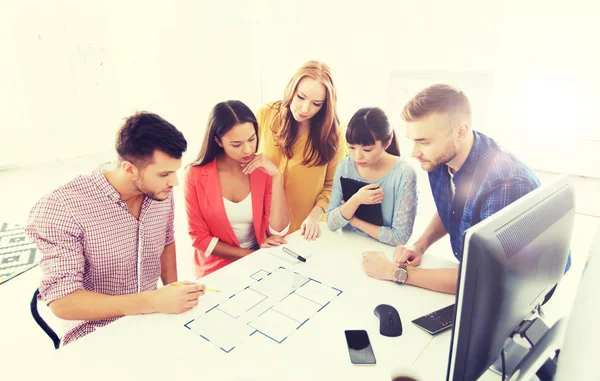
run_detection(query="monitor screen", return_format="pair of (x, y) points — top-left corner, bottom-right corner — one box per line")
(447, 175), (575, 381)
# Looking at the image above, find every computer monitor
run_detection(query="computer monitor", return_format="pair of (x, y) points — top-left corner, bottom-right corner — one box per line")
(506, 225), (600, 381)
(553, 224), (600, 380)
(447, 174), (575, 381)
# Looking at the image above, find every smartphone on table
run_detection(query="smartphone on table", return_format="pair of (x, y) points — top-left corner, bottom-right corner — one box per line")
(344, 330), (376, 365)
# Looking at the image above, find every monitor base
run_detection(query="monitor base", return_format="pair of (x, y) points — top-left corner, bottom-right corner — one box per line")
(489, 339), (530, 377)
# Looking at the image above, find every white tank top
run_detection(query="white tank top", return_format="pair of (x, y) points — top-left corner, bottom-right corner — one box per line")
(223, 193), (258, 249)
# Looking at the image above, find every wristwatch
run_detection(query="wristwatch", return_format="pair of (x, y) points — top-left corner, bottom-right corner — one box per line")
(393, 264), (408, 284)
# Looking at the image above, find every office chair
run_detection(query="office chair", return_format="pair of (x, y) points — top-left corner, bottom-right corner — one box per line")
(30, 288), (61, 349)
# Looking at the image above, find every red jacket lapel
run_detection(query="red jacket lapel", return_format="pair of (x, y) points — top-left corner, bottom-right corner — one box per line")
(197, 160), (239, 246)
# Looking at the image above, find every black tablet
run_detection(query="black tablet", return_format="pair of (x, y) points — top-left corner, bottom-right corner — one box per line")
(340, 177), (384, 226)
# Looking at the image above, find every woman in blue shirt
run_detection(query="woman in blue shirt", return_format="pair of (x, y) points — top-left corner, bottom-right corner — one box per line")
(327, 107), (417, 246)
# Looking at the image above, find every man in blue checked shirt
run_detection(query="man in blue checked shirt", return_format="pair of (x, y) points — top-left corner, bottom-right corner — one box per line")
(361, 84), (570, 294)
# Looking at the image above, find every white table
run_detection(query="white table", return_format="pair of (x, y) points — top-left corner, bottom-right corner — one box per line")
(29, 225), (487, 381)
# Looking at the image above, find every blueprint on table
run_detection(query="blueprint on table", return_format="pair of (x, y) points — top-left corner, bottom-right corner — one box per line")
(185, 267), (343, 353)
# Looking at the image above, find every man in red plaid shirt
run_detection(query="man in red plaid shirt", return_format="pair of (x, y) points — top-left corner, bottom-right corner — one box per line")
(26, 112), (205, 346)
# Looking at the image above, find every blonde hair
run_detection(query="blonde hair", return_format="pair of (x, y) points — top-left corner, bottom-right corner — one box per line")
(269, 60), (340, 166)
(402, 84), (472, 125)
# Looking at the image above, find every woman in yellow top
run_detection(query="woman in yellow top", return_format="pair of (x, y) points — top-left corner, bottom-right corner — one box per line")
(257, 61), (345, 240)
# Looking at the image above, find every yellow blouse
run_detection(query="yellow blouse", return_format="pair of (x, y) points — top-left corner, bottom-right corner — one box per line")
(257, 103), (345, 233)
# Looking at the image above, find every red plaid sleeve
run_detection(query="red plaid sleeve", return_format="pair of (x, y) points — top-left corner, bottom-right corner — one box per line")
(25, 195), (85, 304)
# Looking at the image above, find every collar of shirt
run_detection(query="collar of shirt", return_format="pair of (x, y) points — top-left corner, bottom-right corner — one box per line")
(428, 131), (487, 259)
(90, 163), (122, 202)
(452, 131), (484, 186)
(448, 166), (456, 200)
(90, 163), (153, 213)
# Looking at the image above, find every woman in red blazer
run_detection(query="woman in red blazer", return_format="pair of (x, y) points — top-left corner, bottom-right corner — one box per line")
(185, 100), (290, 278)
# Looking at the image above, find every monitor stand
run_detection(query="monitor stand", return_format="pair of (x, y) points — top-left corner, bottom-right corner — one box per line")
(508, 319), (566, 381)
(489, 315), (554, 378)
(489, 339), (530, 376)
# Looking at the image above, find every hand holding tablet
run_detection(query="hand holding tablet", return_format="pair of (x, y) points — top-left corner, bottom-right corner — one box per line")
(340, 177), (384, 226)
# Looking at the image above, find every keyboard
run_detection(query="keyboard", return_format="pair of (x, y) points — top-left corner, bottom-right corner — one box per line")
(412, 304), (455, 335)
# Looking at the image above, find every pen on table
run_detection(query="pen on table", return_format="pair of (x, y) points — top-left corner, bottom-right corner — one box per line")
(171, 283), (221, 292)
(282, 246), (307, 263)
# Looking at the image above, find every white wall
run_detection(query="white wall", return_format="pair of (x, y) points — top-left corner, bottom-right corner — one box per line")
(258, 0), (599, 178)
(1, 0), (598, 177)
(489, 3), (600, 178)
(1, 0), (78, 167)
(0, 0), (262, 167)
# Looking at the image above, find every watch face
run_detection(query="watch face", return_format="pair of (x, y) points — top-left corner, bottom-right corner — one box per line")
(394, 268), (407, 283)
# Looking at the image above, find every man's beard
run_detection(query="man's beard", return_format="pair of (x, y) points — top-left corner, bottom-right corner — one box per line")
(422, 142), (457, 172)
(134, 178), (169, 201)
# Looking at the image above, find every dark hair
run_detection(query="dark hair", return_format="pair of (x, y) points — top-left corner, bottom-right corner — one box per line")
(191, 100), (259, 167)
(345, 107), (400, 156)
(116, 112), (187, 167)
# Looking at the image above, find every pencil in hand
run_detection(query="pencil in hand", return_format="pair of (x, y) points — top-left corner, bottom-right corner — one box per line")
(171, 282), (221, 293)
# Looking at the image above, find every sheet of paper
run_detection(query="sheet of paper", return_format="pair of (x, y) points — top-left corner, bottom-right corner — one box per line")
(250, 269), (270, 281)
(266, 241), (316, 263)
(186, 267), (343, 352)
(248, 309), (300, 343)
(186, 308), (254, 352)
(250, 267), (308, 300)
(271, 292), (323, 323)
(293, 280), (342, 305)
(218, 288), (267, 318)
(283, 240), (316, 259)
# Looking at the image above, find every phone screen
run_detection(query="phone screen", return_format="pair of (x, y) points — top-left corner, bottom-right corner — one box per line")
(344, 330), (376, 364)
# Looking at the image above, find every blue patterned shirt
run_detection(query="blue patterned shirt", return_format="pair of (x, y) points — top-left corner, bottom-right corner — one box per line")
(430, 131), (571, 271)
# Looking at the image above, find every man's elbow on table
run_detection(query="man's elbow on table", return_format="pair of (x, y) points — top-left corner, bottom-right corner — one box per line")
(47, 290), (119, 320)
(48, 295), (79, 320)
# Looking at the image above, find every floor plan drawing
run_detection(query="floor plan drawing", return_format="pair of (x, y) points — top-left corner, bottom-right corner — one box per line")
(185, 267), (343, 353)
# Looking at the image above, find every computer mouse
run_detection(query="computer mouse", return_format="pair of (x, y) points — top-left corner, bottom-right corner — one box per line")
(374, 304), (403, 337)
